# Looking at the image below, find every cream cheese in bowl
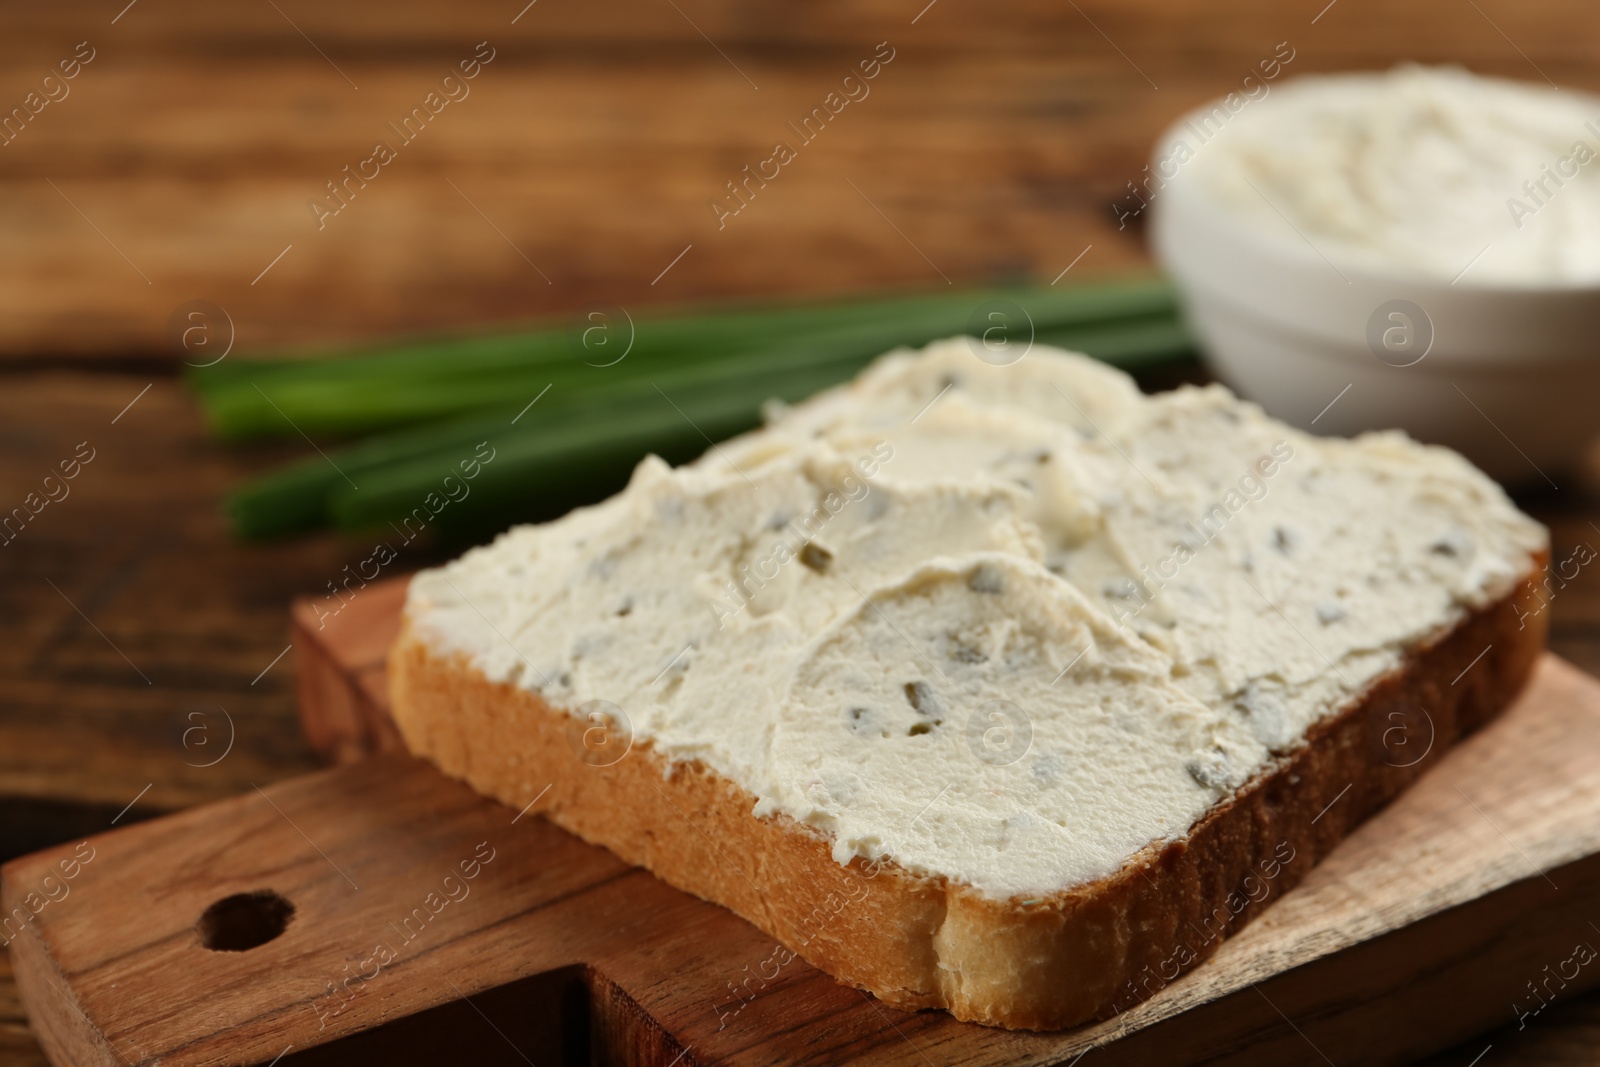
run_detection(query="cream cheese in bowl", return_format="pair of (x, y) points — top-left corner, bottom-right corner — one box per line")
(1151, 65), (1600, 483)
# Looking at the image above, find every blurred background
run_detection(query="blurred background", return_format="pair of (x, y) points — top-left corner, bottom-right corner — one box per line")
(3, 0), (1599, 1062)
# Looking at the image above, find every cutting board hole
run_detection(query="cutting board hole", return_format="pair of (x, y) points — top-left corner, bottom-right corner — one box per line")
(197, 890), (295, 952)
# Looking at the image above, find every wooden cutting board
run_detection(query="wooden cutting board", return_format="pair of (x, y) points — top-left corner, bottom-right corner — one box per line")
(8, 581), (1600, 1067)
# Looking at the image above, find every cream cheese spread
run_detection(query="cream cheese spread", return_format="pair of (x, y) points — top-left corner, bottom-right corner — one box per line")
(407, 341), (1545, 898)
(1179, 65), (1600, 285)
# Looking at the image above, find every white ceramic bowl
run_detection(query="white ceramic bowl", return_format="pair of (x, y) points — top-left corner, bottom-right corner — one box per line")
(1150, 109), (1600, 487)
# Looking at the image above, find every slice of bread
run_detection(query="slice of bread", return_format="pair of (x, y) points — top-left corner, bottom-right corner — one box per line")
(389, 341), (1548, 1030)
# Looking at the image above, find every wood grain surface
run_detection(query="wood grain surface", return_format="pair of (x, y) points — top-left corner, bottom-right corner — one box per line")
(292, 579), (408, 764)
(2, 0), (1599, 357)
(6, 0), (1600, 1062)
(8, 655), (1600, 1066)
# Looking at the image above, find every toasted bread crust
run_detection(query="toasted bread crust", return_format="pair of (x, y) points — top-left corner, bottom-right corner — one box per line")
(388, 555), (1547, 1030)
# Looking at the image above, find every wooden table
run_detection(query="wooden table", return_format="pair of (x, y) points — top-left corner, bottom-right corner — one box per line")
(4, 0), (1600, 1062)
(5, 0), (1600, 359)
